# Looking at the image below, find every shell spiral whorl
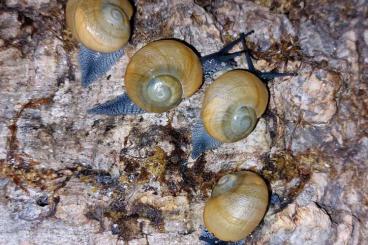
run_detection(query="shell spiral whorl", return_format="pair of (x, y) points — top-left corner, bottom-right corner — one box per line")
(143, 74), (183, 109)
(102, 3), (126, 25)
(222, 103), (257, 142)
(203, 171), (269, 242)
(201, 70), (269, 143)
(125, 39), (203, 113)
(66, 0), (133, 53)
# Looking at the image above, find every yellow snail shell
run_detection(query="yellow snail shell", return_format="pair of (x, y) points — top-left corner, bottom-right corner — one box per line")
(201, 70), (269, 143)
(124, 40), (203, 113)
(203, 171), (269, 241)
(66, 0), (133, 53)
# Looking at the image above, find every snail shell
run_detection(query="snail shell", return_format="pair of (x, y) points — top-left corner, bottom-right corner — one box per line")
(203, 171), (269, 241)
(124, 40), (203, 113)
(66, 0), (133, 53)
(201, 70), (269, 143)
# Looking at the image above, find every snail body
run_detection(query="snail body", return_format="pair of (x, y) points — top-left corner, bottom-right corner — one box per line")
(203, 171), (269, 241)
(201, 70), (269, 143)
(124, 40), (203, 113)
(66, 0), (133, 53)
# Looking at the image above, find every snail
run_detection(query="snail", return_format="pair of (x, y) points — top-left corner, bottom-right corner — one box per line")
(66, 0), (133, 52)
(124, 39), (203, 113)
(88, 32), (255, 115)
(203, 171), (269, 242)
(191, 36), (295, 159)
(66, 0), (134, 86)
(201, 70), (268, 143)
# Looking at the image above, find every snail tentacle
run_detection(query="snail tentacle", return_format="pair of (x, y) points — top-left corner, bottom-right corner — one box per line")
(201, 31), (254, 77)
(258, 70), (298, 81)
(244, 46), (256, 73)
(241, 39), (296, 81)
(191, 121), (222, 159)
(240, 34), (257, 73)
(193, 33), (296, 157)
(88, 93), (145, 115)
(221, 31), (254, 52)
(212, 50), (247, 63)
(79, 45), (124, 87)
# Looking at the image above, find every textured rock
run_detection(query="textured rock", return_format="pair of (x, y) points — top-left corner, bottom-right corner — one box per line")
(0, 12), (22, 40)
(0, 0), (367, 244)
(263, 203), (332, 245)
(210, 0), (295, 50)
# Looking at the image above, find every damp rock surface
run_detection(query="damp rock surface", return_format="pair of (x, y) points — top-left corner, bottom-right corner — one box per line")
(0, 0), (367, 244)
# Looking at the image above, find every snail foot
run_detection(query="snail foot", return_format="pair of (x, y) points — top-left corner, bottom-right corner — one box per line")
(191, 121), (222, 159)
(79, 45), (124, 87)
(199, 227), (245, 245)
(87, 93), (145, 115)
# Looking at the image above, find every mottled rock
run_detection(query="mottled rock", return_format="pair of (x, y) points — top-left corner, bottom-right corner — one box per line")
(299, 19), (337, 58)
(0, 12), (22, 40)
(0, 0), (367, 244)
(5, 0), (52, 9)
(210, 0), (295, 50)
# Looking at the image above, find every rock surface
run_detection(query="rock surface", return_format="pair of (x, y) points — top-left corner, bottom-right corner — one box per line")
(0, 0), (367, 244)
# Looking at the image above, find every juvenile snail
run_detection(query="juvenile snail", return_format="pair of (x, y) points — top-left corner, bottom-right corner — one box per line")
(191, 34), (295, 159)
(203, 171), (269, 241)
(66, 0), (134, 87)
(201, 70), (268, 143)
(89, 32), (256, 115)
(66, 0), (133, 53)
(124, 40), (203, 113)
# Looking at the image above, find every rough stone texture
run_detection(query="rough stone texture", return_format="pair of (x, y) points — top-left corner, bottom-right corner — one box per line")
(0, 0), (367, 244)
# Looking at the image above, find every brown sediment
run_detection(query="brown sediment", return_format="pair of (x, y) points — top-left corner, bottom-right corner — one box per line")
(260, 149), (335, 209)
(103, 200), (164, 241)
(1, 97), (55, 191)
